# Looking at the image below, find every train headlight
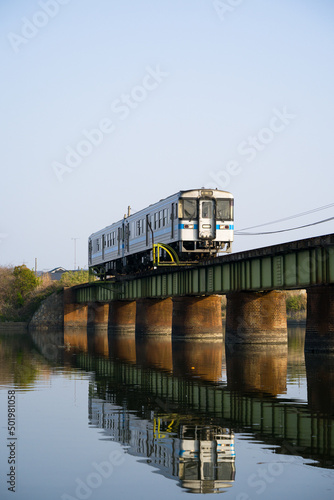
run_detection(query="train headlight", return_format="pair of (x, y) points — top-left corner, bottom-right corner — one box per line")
(219, 225), (230, 229)
(184, 224), (194, 229)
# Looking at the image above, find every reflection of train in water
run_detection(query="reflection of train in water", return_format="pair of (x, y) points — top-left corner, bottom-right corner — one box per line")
(179, 424), (235, 493)
(88, 189), (234, 275)
(90, 397), (235, 494)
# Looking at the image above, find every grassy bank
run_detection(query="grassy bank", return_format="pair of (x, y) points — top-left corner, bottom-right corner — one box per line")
(0, 266), (89, 323)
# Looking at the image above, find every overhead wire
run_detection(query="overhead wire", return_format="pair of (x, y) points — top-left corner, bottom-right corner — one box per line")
(235, 216), (334, 235)
(236, 202), (334, 232)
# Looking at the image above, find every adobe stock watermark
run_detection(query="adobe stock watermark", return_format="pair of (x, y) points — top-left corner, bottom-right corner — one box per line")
(213, 0), (245, 21)
(7, 0), (71, 54)
(61, 449), (125, 500)
(52, 65), (169, 183)
(206, 106), (296, 190)
(236, 453), (303, 500)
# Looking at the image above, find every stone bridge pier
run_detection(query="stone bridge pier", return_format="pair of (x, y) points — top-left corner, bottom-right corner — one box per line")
(305, 286), (334, 352)
(225, 290), (288, 344)
(31, 283), (334, 352)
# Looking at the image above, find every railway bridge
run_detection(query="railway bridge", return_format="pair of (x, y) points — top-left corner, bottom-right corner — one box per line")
(66, 233), (334, 351)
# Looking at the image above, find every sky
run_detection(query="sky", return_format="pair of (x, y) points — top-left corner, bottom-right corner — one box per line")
(1, 0), (334, 271)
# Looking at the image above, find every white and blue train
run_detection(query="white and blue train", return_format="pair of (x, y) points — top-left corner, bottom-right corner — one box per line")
(88, 188), (234, 275)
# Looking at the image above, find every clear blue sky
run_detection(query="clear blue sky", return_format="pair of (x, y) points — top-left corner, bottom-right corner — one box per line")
(1, 0), (334, 270)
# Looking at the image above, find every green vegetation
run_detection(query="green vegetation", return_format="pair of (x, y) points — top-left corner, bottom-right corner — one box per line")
(0, 266), (89, 322)
(285, 290), (306, 322)
(60, 269), (89, 286)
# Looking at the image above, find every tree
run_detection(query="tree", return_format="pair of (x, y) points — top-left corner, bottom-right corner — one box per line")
(13, 265), (38, 296)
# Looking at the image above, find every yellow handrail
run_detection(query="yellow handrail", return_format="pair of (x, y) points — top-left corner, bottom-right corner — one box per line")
(153, 243), (180, 266)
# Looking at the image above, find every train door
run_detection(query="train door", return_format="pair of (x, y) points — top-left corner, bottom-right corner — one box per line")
(171, 203), (175, 239)
(124, 223), (130, 253)
(199, 199), (216, 239)
(146, 214), (151, 246)
(102, 234), (105, 260)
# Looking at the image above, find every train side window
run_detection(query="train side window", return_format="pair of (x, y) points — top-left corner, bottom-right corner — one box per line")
(159, 210), (163, 228)
(216, 199), (233, 220)
(163, 208), (168, 226)
(96, 238), (100, 251)
(154, 213), (158, 230)
(173, 203), (178, 219)
(136, 219), (145, 236)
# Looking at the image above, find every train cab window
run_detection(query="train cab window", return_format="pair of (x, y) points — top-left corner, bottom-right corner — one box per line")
(180, 199), (197, 219)
(201, 201), (212, 219)
(216, 199), (233, 220)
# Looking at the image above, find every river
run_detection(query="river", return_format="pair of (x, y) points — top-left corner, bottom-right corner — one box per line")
(0, 325), (333, 499)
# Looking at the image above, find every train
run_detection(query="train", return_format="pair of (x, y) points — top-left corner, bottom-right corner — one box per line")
(88, 188), (234, 276)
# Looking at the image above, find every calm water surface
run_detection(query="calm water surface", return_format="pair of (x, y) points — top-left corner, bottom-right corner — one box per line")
(0, 326), (333, 499)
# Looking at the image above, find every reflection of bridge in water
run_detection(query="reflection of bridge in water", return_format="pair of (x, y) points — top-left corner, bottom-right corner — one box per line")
(30, 327), (334, 493)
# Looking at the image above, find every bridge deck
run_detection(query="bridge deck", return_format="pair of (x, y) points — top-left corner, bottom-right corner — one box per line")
(76, 234), (334, 302)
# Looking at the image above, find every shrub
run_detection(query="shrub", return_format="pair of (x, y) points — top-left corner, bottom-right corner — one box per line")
(286, 294), (306, 312)
(59, 270), (89, 287)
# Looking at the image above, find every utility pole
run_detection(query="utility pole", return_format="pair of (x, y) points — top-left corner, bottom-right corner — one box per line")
(71, 238), (79, 270)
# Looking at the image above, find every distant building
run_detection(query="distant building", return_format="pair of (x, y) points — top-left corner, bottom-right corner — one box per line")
(38, 267), (84, 281)
(48, 267), (68, 281)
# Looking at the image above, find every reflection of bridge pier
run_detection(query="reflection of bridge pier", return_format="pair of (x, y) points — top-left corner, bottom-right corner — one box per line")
(305, 352), (334, 415)
(226, 343), (288, 396)
(26, 323), (334, 472)
(108, 332), (136, 364)
(172, 339), (224, 382)
(136, 335), (172, 372)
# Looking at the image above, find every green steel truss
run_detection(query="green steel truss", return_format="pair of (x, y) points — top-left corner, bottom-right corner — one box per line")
(75, 234), (334, 302)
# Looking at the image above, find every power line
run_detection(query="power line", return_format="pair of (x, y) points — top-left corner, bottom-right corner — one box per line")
(235, 216), (334, 235)
(237, 202), (334, 232)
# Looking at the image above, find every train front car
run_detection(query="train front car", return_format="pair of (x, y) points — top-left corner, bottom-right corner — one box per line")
(178, 189), (234, 259)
